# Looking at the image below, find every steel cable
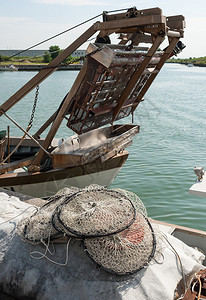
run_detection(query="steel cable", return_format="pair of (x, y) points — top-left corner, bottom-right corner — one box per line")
(7, 7), (131, 59)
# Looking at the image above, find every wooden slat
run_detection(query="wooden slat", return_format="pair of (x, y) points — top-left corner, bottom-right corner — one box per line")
(104, 7), (162, 22)
(6, 136), (45, 147)
(0, 156), (35, 174)
(131, 37), (179, 113)
(132, 33), (153, 45)
(166, 15), (185, 32)
(112, 35), (164, 121)
(167, 20), (185, 30)
(52, 154), (82, 169)
(94, 15), (166, 32)
(167, 15), (185, 22)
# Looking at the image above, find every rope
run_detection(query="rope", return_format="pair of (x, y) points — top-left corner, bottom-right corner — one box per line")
(1, 111), (51, 156)
(30, 237), (71, 266)
(177, 271), (205, 300)
(191, 274), (202, 300)
(7, 13), (103, 59)
(0, 126), (30, 165)
(159, 232), (187, 297)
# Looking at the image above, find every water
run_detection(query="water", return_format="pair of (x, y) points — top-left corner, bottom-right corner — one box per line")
(0, 64), (206, 231)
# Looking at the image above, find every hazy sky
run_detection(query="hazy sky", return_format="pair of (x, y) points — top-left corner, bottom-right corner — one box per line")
(0, 0), (205, 58)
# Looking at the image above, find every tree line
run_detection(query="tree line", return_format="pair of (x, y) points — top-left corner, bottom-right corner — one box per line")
(0, 45), (75, 63)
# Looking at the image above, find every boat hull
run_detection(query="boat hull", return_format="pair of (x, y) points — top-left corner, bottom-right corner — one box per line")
(189, 173), (206, 197)
(0, 151), (128, 197)
(153, 219), (206, 265)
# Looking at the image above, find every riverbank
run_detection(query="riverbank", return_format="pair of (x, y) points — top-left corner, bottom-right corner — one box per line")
(167, 61), (206, 67)
(1, 62), (206, 70)
(0, 63), (82, 71)
(167, 56), (206, 67)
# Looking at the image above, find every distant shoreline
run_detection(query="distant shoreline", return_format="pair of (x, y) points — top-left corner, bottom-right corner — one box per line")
(0, 63), (82, 71)
(1, 62), (206, 71)
(167, 61), (206, 67)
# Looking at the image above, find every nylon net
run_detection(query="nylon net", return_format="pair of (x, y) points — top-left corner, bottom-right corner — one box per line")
(17, 187), (81, 243)
(17, 194), (64, 244)
(54, 187), (136, 237)
(17, 185), (156, 275)
(84, 212), (155, 275)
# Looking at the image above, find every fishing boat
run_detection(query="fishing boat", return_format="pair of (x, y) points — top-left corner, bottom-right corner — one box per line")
(0, 7), (185, 197)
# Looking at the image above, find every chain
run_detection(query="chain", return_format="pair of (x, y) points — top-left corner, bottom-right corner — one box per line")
(26, 48), (100, 128)
(28, 85), (39, 128)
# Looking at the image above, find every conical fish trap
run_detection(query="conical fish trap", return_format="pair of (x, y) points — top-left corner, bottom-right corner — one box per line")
(84, 212), (156, 275)
(17, 187), (81, 244)
(17, 194), (67, 244)
(53, 187), (136, 238)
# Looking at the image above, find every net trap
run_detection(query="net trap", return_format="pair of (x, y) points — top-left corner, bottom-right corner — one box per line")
(17, 185), (157, 276)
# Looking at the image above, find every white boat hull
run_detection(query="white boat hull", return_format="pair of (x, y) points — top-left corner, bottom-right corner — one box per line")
(0, 125), (133, 198)
(8, 166), (121, 198)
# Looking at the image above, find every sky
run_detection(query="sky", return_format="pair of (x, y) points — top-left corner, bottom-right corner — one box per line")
(0, 0), (206, 58)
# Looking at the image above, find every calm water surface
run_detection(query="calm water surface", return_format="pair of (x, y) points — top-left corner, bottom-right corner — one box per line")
(0, 64), (206, 231)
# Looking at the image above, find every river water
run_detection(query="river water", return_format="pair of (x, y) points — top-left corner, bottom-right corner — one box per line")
(0, 63), (206, 231)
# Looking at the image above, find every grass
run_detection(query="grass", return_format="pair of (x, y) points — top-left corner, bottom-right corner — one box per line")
(168, 56), (206, 66)
(0, 54), (82, 66)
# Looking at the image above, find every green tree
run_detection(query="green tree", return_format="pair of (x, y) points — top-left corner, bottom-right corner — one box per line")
(0, 55), (10, 62)
(49, 45), (60, 60)
(43, 51), (51, 63)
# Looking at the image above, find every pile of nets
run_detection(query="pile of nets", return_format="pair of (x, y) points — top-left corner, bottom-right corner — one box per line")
(17, 185), (156, 275)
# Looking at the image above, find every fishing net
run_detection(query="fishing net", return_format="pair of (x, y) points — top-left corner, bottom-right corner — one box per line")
(17, 187), (82, 243)
(52, 208), (77, 238)
(83, 212), (156, 275)
(16, 195), (63, 244)
(16, 185), (157, 275)
(53, 186), (136, 238)
(113, 188), (148, 217)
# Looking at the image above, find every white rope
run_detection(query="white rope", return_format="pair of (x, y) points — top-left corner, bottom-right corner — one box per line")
(30, 237), (71, 266)
(158, 232), (187, 297)
(2, 111), (51, 156)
